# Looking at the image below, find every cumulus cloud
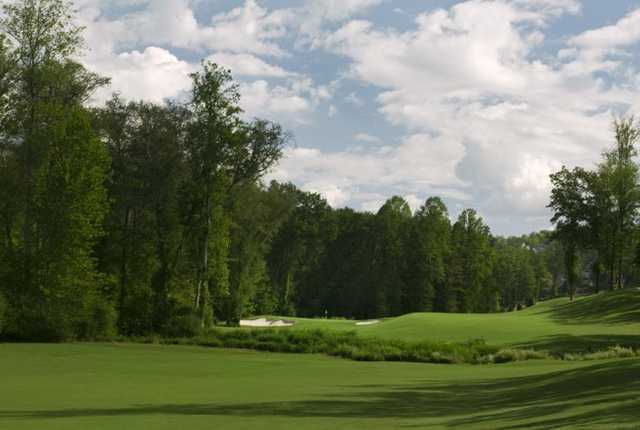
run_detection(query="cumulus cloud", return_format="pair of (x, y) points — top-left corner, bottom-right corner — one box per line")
(90, 47), (194, 104)
(75, 0), (328, 124)
(207, 52), (296, 78)
(309, 0), (639, 233)
(70, 0), (640, 234)
(354, 133), (382, 143)
(268, 133), (468, 212)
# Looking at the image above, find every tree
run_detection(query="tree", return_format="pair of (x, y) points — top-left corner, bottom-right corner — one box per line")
(548, 167), (591, 300)
(267, 191), (336, 317)
(448, 209), (494, 312)
(183, 62), (285, 326)
(0, 0), (110, 340)
(603, 117), (640, 289)
(92, 97), (191, 334)
(372, 196), (412, 316)
(405, 197), (450, 313)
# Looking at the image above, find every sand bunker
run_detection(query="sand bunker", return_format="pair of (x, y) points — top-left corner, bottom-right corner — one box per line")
(355, 319), (380, 326)
(239, 318), (295, 327)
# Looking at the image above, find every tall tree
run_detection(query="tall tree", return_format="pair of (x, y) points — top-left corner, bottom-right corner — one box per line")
(448, 209), (494, 312)
(372, 196), (412, 316)
(548, 167), (590, 300)
(603, 117), (640, 289)
(405, 197), (451, 313)
(184, 62), (285, 325)
(0, 0), (110, 339)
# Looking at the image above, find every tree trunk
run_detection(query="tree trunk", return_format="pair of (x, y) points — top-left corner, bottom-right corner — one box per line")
(195, 191), (211, 325)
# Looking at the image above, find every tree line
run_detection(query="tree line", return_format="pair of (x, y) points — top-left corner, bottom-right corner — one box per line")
(0, 0), (629, 342)
(549, 117), (640, 300)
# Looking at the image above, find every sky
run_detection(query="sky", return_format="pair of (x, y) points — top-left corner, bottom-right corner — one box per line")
(72, 0), (640, 235)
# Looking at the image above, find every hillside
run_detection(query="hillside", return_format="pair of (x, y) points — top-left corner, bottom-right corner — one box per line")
(271, 289), (640, 353)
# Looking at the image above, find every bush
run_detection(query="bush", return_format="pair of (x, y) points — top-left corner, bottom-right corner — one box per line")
(0, 294), (7, 335)
(104, 327), (559, 366)
(79, 297), (117, 339)
(163, 309), (203, 338)
(563, 345), (639, 361)
(493, 349), (549, 363)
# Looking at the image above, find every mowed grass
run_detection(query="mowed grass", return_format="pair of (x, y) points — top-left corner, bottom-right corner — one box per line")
(275, 289), (640, 353)
(1, 343), (639, 430)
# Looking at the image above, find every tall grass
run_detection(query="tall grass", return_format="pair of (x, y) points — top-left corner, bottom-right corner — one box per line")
(106, 328), (543, 364)
(102, 329), (640, 364)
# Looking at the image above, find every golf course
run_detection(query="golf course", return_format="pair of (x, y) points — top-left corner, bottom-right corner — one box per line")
(2, 289), (639, 430)
(279, 289), (640, 353)
(3, 1), (640, 428)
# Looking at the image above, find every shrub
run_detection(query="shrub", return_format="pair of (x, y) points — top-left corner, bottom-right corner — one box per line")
(0, 294), (7, 336)
(80, 297), (117, 340)
(164, 309), (203, 338)
(493, 349), (549, 363)
(563, 345), (639, 361)
(105, 327), (554, 366)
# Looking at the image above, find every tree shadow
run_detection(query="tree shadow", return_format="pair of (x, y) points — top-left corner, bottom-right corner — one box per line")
(536, 289), (640, 325)
(2, 360), (639, 429)
(515, 334), (640, 354)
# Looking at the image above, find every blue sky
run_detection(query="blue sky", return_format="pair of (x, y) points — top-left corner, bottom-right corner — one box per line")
(75, 0), (640, 235)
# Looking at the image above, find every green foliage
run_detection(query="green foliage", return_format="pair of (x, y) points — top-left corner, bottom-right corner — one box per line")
(4, 0), (637, 344)
(0, 293), (7, 334)
(563, 345), (639, 361)
(492, 348), (550, 363)
(110, 328), (526, 365)
(79, 295), (117, 340)
(549, 117), (640, 295)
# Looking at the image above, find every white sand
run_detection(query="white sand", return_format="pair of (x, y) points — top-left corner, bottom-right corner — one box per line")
(355, 319), (380, 326)
(239, 318), (294, 327)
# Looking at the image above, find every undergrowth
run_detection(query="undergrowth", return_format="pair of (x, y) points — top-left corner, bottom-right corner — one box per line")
(99, 329), (640, 365)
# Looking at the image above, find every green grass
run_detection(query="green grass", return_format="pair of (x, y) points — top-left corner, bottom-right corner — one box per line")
(272, 289), (640, 353)
(0, 343), (638, 430)
(2, 290), (639, 428)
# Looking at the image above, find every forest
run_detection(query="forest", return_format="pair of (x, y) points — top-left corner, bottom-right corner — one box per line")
(1, 0), (639, 342)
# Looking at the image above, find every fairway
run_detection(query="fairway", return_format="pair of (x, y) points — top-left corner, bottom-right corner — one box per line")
(1, 343), (638, 430)
(280, 289), (640, 353)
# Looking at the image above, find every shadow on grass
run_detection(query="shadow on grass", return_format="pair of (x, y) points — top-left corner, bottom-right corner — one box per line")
(2, 360), (639, 429)
(538, 289), (640, 325)
(515, 334), (640, 354)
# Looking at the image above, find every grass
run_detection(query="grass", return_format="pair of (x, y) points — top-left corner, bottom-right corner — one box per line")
(2, 290), (639, 428)
(0, 343), (638, 430)
(268, 289), (640, 354)
(131, 329), (505, 364)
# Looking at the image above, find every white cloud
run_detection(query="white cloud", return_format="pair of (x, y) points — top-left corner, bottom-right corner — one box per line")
(204, 0), (293, 57)
(76, 0), (328, 125)
(511, 0), (581, 18)
(354, 133), (381, 143)
(570, 8), (640, 49)
(304, 0), (384, 24)
(345, 92), (364, 107)
(90, 47), (194, 104)
(268, 133), (467, 212)
(240, 80), (310, 118)
(207, 52), (296, 77)
(112, 0), (292, 56)
(70, 0), (640, 234)
(563, 8), (640, 76)
(312, 0), (639, 233)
